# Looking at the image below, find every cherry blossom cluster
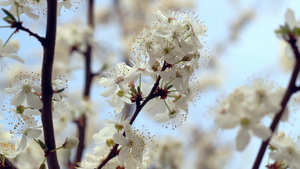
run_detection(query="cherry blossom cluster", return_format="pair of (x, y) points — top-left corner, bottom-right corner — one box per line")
(2, 72), (68, 156)
(80, 8), (208, 168)
(80, 118), (156, 168)
(213, 78), (286, 151)
(99, 8), (206, 128)
(0, 0), (82, 19)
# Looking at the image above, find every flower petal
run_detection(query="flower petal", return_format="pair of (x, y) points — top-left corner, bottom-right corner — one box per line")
(26, 92), (43, 109)
(236, 128), (250, 151)
(17, 134), (27, 150)
(251, 124), (271, 141)
(100, 84), (117, 97)
(113, 133), (129, 145)
(27, 128), (42, 139)
(118, 146), (130, 165)
(11, 91), (25, 106)
(98, 78), (114, 86)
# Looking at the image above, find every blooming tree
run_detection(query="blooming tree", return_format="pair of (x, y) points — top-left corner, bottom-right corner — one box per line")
(0, 0), (299, 169)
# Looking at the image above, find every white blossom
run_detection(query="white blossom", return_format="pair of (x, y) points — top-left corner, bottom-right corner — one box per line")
(0, 39), (24, 65)
(4, 73), (42, 109)
(269, 131), (300, 169)
(99, 62), (135, 97)
(0, 141), (20, 158)
(113, 124), (155, 165)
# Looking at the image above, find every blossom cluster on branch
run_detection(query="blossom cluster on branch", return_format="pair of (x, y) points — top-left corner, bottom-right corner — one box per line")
(0, 0), (300, 169)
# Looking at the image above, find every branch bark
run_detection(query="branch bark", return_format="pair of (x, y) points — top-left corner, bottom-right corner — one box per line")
(41, 0), (59, 168)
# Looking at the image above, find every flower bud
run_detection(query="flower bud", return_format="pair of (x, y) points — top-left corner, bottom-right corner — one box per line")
(62, 137), (79, 149)
(106, 138), (114, 148)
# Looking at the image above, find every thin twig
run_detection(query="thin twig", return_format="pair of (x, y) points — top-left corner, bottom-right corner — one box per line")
(252, 34), (300, 169)
(13, 22), (45, 45)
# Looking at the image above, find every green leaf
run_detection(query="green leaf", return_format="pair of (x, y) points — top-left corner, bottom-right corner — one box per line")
(34, 139), (47, 151)
(2, 8), (16, 24)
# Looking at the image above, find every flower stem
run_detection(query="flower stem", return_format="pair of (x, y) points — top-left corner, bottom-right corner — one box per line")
(3, 31), (15, 46)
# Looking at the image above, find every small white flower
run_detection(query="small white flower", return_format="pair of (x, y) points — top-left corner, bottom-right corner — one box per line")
(5, 73), (42, 109)
(0, 141), (20, 158)
(0, 39), (24, 65)
(269, 131), (300, 169)
(214, 86), (272, 151)
(93, 112), (129, 144)
(153, 108), (187, 130)
(113, 124), (154, 165)
(0, 0), (39, 19)
(13, 121), (42, 151)
(99, 62), (135, 97)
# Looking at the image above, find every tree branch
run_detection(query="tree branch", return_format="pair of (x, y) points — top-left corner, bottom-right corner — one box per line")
(13, 22), (45, 45)
(41, 0), (59, 168)
(252, 34), (300, 169)
(72, 0), (95, 168)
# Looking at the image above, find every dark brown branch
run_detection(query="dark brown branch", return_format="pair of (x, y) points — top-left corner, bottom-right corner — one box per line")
(252, 35), (300, 169)
(41, 0), (59, 168)
(13, 22), (45, 45)
(71, 0), (95, 168)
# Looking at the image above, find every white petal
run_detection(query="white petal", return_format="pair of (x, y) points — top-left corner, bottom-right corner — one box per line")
(92, 127), (114, 144)
(18, 134), (27, 150)
(4, 87), (20, 93)
(56, 2), (63, 16)
(251, 124), (271, 141)
(63, 0), (72, 9)
(0, 0), (12, 6)
(236, 128), (250, 151)
(153, 112), (169, 122)
(26, 92), (43, 109)
(24, 109), (41, 116)
(6, 54), (24, 63)
(118, 146), (130, 165)
(118, 82), (129, 93)
(52, 110), (62, 119)
(21, 114), (37, 127)
(285, 8), (296, 29)
(113, 133), (129, 145)
(215, 115), (239, 129)
(108, 96), (124, 113)
(11, 91), (25, 106)
(124, 124), (134, 140)
(100, 84), (117, 97)
(32, 85), (41, 94)
(98, 78), (114, 86)
(23, 7), (39, 20)
(27, 128), (42, 139)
